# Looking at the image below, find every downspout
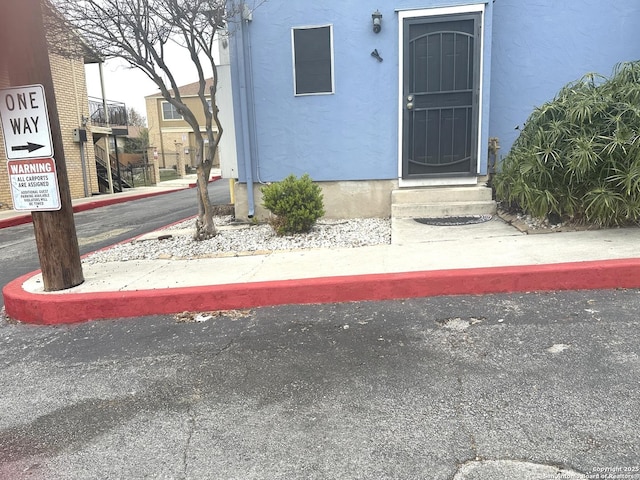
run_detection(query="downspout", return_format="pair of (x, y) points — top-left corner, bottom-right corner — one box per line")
(244, 7), (262, 185)
(79, 139), (89, 197)
(237, 3), (255, 217)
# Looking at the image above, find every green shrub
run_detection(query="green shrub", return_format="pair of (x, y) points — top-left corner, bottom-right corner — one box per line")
(261, 174), (325, 235)
(159, 169), (178, 182)
(494, 61), (640, 227)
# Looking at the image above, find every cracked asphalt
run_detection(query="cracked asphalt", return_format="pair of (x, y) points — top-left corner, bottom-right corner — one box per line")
(1, 289), (639, 479)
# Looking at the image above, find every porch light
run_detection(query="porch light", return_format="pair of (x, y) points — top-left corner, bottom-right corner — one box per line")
(372, 10), (382, 33)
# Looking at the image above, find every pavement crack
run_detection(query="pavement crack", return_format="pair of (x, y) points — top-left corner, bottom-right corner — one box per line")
(469, 434), (480, 461)
(50, 353), (185, 370)
(181, 408), (196, 480)
(215, 339), (234, 356)
(452, 374), (484, 464)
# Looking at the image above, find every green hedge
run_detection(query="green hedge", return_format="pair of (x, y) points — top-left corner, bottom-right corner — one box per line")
(494, 61), (640, 227)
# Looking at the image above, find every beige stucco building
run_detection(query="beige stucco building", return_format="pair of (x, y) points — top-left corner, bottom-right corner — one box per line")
(145, 78), (220, 177)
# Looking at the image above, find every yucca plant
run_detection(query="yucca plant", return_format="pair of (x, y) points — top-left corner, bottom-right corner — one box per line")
(494, 61), (640, 227)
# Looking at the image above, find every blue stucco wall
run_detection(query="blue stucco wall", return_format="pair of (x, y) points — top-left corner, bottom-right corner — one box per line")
(489, 0), (640, 156)
(231, 1), (640, 184)
(230, 1), (493, 183)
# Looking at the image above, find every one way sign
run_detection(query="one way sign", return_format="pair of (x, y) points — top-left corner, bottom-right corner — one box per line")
(0, 84), (54, 160)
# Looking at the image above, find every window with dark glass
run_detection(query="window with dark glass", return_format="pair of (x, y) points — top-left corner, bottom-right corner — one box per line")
(292, 25), (334, 95)
(162, 101), (183, 120)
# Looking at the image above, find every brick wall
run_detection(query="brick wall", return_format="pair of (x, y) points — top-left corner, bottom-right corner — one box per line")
(49, 51), (96, 199)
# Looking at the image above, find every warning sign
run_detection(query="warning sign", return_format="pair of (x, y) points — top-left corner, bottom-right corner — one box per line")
(7, 158), (61, 211)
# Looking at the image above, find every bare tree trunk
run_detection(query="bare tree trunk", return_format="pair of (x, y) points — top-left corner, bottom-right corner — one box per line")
(54, 0), (233, 242)
(193, 141), (216, 240)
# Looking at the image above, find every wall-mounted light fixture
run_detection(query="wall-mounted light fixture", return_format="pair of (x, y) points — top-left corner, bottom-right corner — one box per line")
(372, 10), (382, 34)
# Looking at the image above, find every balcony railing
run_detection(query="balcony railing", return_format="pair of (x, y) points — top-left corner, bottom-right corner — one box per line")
(88, 97), (128, 127)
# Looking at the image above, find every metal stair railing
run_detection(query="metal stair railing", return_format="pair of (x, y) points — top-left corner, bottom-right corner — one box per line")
(94, 144), (134, 192)
(88, 97), (128, 127)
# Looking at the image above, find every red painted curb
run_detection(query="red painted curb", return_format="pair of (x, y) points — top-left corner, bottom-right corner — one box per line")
(188, 175), (222, 188)
(0, 189), (187, 229)
(0, 214), (32, 228)
(3, 259), (640, 325)
(71, 189), (187, 214)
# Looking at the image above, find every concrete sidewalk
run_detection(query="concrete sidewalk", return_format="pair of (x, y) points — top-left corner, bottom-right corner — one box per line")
(3, 205), (640, 324)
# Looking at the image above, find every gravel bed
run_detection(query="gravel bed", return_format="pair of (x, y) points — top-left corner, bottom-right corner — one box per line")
(83, 217), (392, 264)
(513, 213), (564, 230)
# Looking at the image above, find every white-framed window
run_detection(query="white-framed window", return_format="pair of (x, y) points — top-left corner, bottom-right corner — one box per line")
(162, 101), (183, 120)
(291, 24), (334, 96)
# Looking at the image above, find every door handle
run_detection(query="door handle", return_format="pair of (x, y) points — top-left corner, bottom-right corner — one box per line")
(406, 95), (414, 110)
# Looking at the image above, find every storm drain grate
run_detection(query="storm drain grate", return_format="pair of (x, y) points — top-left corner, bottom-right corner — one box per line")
(414, 214), (493, 226)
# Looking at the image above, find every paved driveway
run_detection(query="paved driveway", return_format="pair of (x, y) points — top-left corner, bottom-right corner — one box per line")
(1, 289), (639, 479)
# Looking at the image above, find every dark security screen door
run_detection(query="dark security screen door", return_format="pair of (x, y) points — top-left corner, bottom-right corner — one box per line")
(402, 13), (481, 178)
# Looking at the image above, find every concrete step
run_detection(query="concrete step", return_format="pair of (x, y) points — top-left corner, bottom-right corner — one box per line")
(392, 186), (493, 204)
(392, 200), (497, 219)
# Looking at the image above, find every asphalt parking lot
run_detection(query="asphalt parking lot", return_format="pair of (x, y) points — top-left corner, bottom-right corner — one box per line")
(1, 289), (639, 479)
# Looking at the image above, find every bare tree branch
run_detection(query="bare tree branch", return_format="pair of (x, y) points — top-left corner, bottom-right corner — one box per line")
(52, 0), (247, 240)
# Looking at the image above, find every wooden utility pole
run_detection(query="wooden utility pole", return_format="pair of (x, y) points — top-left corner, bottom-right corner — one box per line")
(3, 0), (84, 291)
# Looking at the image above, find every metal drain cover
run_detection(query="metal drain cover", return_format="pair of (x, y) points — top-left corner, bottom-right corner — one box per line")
(414, 214), (493, 226)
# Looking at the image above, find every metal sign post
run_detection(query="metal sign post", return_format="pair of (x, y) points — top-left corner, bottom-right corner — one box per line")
(2, 0), (84, 292)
